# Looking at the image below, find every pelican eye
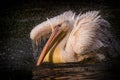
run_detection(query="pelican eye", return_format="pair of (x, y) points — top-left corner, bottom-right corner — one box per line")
(54, 24), (62, 29)
(57, 24), (61, 27)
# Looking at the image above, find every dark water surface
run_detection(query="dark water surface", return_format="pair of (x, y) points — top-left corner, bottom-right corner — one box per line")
(33, 60), (120, 80)
(0, 0), (120, 80)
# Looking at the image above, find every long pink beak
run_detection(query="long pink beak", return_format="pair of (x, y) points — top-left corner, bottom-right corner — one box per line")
(36, 26), (63, 66)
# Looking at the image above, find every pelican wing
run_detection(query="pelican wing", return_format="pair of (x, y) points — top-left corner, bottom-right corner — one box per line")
(66, 11), (111, 56)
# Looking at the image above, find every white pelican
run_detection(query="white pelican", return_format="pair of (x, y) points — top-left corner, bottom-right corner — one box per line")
(30, 11), (119, 66)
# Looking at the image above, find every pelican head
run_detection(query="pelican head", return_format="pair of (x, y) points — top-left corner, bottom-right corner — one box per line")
(36, 20), (74, 66)
(30, 11), (75, 65)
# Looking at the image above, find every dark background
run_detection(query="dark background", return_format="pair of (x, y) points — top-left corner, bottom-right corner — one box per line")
(0, 0), (120, 39)
(0, 0), (120, 80)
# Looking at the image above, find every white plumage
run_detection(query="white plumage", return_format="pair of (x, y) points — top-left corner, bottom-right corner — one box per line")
(30, 11), (119, 65)
(30, 11), (75, 42)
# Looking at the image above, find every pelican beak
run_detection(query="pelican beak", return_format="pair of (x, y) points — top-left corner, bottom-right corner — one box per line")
(36, 26), (65, 66)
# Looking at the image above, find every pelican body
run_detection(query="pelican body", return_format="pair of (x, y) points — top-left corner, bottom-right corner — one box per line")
(30, 11), (119, 66)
